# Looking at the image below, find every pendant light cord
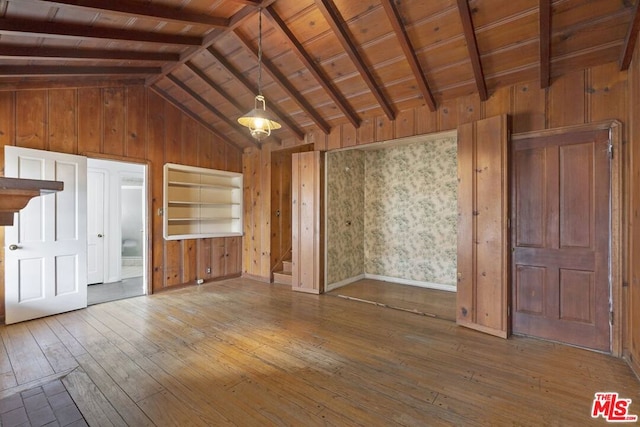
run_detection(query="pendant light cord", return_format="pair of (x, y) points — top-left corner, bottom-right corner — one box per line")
(257, 8), (263, 96)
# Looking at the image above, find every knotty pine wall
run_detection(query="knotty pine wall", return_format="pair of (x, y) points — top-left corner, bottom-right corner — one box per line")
(243, 61), (636, 360)
(628, 40), (640, 377)
(0, 85), (242, 320)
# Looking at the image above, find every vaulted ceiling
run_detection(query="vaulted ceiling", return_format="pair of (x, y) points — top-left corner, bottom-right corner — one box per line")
(0, 0), (638, 149)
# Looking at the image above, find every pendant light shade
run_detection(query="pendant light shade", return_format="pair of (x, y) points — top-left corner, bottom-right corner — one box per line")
(237, 9), (281, 140)
(238, 95), (281, 140)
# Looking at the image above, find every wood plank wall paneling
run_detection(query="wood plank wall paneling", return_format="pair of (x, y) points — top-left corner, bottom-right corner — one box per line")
(242, 61), (637, 366)
(0, 85), (243, 318)
(49, 89), (77, 154)
(125, 86), (147, 160)
(103, 88), (126, 157)
(78, 88), (103, 154)
(629, 36), (640, 378)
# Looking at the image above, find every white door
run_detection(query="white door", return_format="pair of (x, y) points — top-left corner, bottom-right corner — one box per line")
(87, 169), (106, 284)
(4, 146), (88, 324)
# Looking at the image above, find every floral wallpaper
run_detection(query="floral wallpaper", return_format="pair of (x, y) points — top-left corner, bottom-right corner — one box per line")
(364, 136), (458, 286)
(326, 135), (458, 288)
(326, 150), (365, 285)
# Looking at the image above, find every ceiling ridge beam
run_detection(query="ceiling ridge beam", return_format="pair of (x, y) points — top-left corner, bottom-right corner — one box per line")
(28, 0), (229, 28)
(456, 0), (488, 101)
(380, 0), (436, 112)
(0, 65), (160, 76)
(620, 0), (640, 70)
(233, 29), (331, 135)
(264, 6), (360, 128)
(146, 1), (277, 86)
(207, 46), (306, 140)
(184, 62), (245, 112)
(539, 0), (551, 88)
(167, 74), (260, 148)
(0, 18), (201, 46)
(314, 0), (396, 121)
(150, 86), (243, 151)
(0, 45), (179, 62)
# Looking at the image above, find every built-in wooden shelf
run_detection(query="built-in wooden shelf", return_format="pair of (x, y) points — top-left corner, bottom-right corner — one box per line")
(163, 163), (243, 240)
(0, 177), (63, 226)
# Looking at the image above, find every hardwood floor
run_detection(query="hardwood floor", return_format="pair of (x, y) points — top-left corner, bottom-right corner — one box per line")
(1, 277), (638, 426)
(327, 279), (456, 321)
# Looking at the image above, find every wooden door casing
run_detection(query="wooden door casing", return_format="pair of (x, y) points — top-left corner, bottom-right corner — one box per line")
(457, 115), (510, 338)
(511, 129), (611, 352)
(291, 151), (324, 294)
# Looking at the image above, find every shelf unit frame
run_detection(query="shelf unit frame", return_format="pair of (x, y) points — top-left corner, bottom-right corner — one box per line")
(163, 163), (243, 240)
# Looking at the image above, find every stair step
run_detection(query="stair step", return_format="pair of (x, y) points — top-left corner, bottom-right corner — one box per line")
(273, 270), (292, 285)
(282, 260), (292, 273)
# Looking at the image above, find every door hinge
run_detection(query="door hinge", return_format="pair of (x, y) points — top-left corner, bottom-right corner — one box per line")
(609, 311), (614, 325)
(608, 141), (613, 159)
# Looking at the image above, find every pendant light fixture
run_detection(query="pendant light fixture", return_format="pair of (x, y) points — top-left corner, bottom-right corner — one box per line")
(237, 8), (281, 140)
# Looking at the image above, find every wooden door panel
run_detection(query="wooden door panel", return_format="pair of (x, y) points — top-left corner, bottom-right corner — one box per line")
(559, 143), (594, 249)
(456, 123), (474, 323)
(512, 129), (610, 352)
(514, 148), (546, 248)
(291, 151), (324, 294)
(515, 265), (545, 315)
(211, 237), (225, 278)
(559, 269), (594, 322)
(456, 114), (510, 338)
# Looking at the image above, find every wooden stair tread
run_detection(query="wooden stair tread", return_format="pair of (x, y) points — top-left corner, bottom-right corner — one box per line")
(273, 270), (292, 285)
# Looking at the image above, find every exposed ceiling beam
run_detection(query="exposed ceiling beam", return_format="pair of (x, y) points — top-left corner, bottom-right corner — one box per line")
(0, 18), (201, 46)
(0, 78), (145, 91)
(539, 0), (551, 88)
(0, 65), (160, 76)
(29, 0), (229, 28)
(0, 45), (179, 62)
(207, 46), (306, 140)
(380, 0), (437, 112)
(150, 86), (243, 151)
(185, 62), (245, 112)
(264, 6), (360, 128)
(146, 1), (278, 86)
(227, 0), (262, 6)
(620, 0), (640, 70)
(456, 0), (488, 101)
(234, 29), (331, 135)
(314, 0), (396, 121)
(167, 74), (260, 148)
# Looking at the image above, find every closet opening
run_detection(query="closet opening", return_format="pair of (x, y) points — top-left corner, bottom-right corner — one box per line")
(324, 130), (457, 320)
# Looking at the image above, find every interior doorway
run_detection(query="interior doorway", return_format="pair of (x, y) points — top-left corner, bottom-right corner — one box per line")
(87, 158), (147, 305)
(270, 144), (313, 282)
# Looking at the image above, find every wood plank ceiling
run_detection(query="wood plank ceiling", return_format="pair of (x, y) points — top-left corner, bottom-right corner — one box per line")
(0, 0), (638, 149)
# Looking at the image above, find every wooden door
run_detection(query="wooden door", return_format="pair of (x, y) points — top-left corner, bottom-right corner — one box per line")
(511, 129), (610, 352)
(225, 236), (241, 276)
(291, 151), (324, 294)
(4, 146), (88, 324)
(457, 115), (510, 338)
(209, 236), (241, 279)
(212, 237), (226, 278)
